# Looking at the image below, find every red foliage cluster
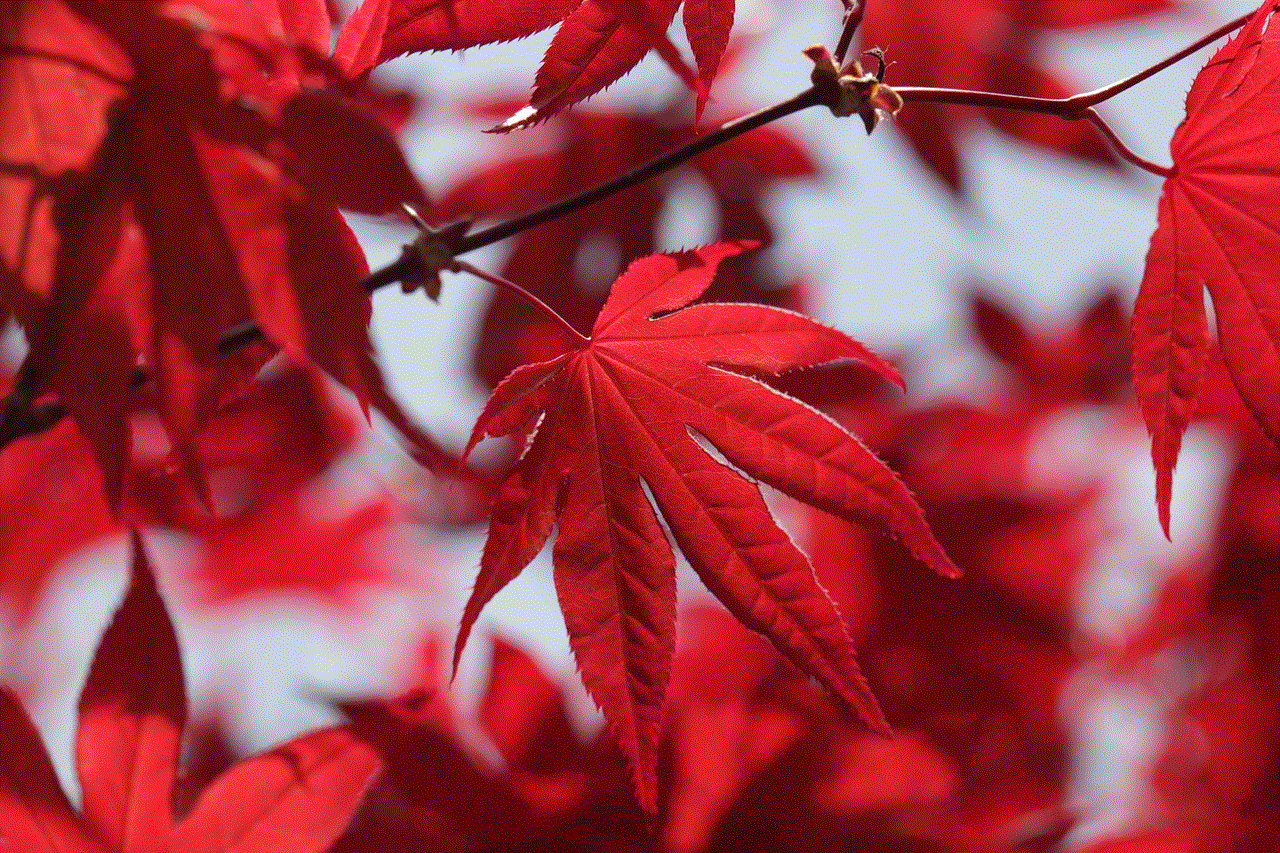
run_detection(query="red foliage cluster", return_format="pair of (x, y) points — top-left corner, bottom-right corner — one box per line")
(1, 1), (1277, 852)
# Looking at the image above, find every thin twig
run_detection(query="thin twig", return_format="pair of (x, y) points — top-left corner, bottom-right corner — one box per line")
(215, 92), (824, 353)
(894, 84), (1176, 176)
(833, 0), (866, 66)
(453, 260), (590, 345)
(891, 6), (1254, 177)
(455, 87), (825, 255)
(1069, 9), (1256, 109)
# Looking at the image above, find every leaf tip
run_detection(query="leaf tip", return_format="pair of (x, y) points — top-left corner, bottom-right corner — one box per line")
(1155, 461), (1173, 541)
(488, 104), (539, 133)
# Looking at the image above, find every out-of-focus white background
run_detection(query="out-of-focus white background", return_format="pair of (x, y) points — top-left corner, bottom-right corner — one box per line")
(13, 0), (1257, 842)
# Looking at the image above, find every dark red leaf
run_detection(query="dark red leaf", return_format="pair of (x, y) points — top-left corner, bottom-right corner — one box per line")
(681, 0), (733, 121)
(0, 1), (442, 506)
(479, 636), (584, 774)
(279, 88), (429, 215)
(0, 690), (104, 853)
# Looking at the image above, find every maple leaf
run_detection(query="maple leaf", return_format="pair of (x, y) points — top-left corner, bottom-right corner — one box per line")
(457, 241), (959, 815)
(970, 286), (1129, 404)
(1133, 0), (1280, 536)
(0, 0), (441, 508)
(333, 635), (647, 852)
(0, 532), (382, 853)
(0, 409), (118, 627)
(859, 0), (1170, 193)
(379, 0), (582, 53)
(378, 0), (736, 129)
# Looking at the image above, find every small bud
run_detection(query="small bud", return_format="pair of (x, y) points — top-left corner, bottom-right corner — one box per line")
(805, 44), (840, 86)
(400, 204), (471, 301)
(805, 46), (901, 134)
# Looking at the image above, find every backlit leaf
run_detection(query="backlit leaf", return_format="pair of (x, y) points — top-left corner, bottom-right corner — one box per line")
(459, 242), (959, 813)
(1134, 0), (1280, 535)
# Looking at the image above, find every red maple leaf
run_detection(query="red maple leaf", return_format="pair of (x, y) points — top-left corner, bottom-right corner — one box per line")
(1133, 0), (1280, 536)
(1, 1), (437, 504)
(378, 0), (735, 127)
(457, 241), (959, 814)
(0, 533), (381, 853)
(969, 286), (1129, 405)
(333, 634), (647, 852)
(860, 0), (1171, 193)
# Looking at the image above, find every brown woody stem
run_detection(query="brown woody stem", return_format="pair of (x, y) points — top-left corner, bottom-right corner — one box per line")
(454, 87), (825, 255)
(833, 1), (866, 66)
(216, 89), (826, 352)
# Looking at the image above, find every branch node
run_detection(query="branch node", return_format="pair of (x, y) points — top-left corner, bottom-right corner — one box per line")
(805, 45), (902, 134)
(401, 203), (472, 301)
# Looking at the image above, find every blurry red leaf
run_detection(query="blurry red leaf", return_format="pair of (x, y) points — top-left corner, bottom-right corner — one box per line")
(278, 89), (429, 215)
(0, 414), (118, 625)
(663, 701), (801, 853)
(333, 0), (391, 77)
(2, 534), (381, 853)
(459, 241), (958, 814)
(971, 287), (1129, 403)
(1133, 1), (1280, 535)
(0, 0), (126, 323)
(479, 636), (584, 774)
(1072, 830), (1210, 853)
(0, 1), (439, 504)
(860, 0), (1170, 193)
(338, 689), (527, 842)
(169, 727), (381, 853)
(76, 532), (186, 852)
(275, 0), (333, 55)
(188, 493), (405, 609)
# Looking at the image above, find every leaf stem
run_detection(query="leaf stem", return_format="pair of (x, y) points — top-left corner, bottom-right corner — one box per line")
(1081, 107), (1173, 177)
(1070, 9), (1255, 109)
(452, 260), (590, 346)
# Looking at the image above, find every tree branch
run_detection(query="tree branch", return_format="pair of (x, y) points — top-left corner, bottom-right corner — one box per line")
(891, 8), (1254, 178)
